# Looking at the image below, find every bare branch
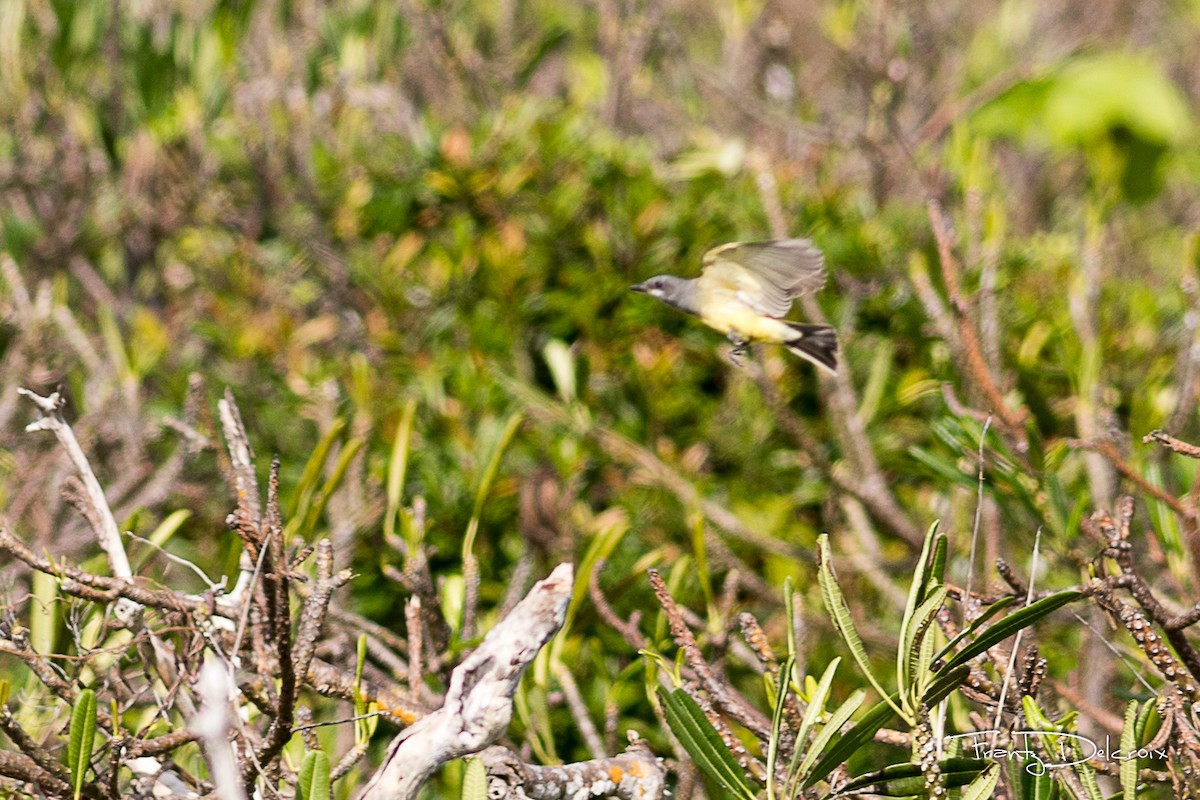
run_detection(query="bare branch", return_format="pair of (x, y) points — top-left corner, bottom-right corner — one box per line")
(925, 200), (1028, 447)
(357, 563), (574, 800)
(193, 655), (248, 800)
(647, 569), (773, 746)
(480, 738), (665, 799)
(1145, 430), (1200, 460)
(18, 387), (141, 625)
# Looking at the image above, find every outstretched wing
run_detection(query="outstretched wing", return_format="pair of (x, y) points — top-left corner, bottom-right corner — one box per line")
(697, 239), (826, 318)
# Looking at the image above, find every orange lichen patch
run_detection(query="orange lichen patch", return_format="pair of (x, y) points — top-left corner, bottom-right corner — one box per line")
(377, 703), (422, 726)
(609, 766), (625, 783)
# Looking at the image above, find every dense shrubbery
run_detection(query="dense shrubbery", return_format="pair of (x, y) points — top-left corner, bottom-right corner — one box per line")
(3, 0), (1200, 797)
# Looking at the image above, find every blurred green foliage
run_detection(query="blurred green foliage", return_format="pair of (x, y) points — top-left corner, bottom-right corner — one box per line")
(2, 0), (1200, 795)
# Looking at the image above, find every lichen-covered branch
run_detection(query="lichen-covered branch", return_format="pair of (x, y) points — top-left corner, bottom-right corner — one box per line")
(479, 739), (665, 800)
(357, 563), (574, 800)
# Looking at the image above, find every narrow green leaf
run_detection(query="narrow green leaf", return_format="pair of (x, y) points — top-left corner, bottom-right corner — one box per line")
(1135, 699), (1161, 754)
(928, 533), (948, 588)
(658, 687), (758, 800)
(921, 665), (969, 706)
(463, 413), (524, 567)
(784, 577), (798, 660)
(794, 657), (841, 757)
(462, 757), (487, 800)
(940, 590), (1081, 673)
(900, 586), (946, 710)
(933, 596), (1016, 662)
(838, 757), (988, 795)
(355, 633), (367, 690)
(959, 762), (1001, 800)
(147, 509), (192, 548)
(67, 688), (97, 800)
(383, 399), (418, 544)
(297, 750), (331, 800)
(1074, 742), (1104, 800)
(766, 654), (795, 800)
(287, 418), (347, 520)
(1120, 699), (1138, 800)
(1018, 763), (1058, 800)
(801, 691), (896, 789)
(29, 570), (58, 656)
(302, 437), (365, 539)
(298, 751), (315, 800)
(354, 634), (369, 745)
(901, 523), (941, 631)
(472, 413), (524, 520)
(792, 688), (865, 786)
(817, 536), (903, 717)
(897, 524), (942, 706)
(909, 446), (978, 487)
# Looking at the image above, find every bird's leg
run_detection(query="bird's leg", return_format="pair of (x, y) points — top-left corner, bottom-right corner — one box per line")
(726, 332), (750, 366)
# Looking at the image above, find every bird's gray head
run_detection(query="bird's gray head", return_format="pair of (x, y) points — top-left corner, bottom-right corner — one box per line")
(630, 275), (699, 315)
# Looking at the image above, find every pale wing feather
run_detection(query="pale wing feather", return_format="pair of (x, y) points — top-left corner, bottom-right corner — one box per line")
(698, 239), (826, 318)
(695, 259), (783, 317)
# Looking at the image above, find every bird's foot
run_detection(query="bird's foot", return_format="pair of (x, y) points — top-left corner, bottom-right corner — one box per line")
(726, 336), (750, 367)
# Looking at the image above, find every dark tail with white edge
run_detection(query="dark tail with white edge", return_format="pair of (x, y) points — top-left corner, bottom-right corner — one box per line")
(783, 323), (838, 375)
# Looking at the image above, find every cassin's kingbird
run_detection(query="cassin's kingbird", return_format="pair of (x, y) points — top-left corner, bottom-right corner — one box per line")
(631, 238), (839, 374)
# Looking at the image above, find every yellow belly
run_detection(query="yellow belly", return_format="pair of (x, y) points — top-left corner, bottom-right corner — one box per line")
(698, 302), (794, 343)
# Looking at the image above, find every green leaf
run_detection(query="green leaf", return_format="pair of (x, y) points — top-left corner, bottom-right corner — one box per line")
(939, 590), (1081, 674)
(463, 413), (524, 568)
(657, 687), (758, 800)
(900, 586), (947, 710)
(793, 688), (866, 786)
(766, 653), (795, 800)
(959, 762), (1001, 800)
(67, 688), (97, 800)
(1016, 762), (1059, 800)
(1135, 699), (1161, 754)
(1074, 741), (1105, 800)
(794, 657), (840, 757)
(472, 412), (525, 520)
(462, 757), (487, 800)
(928, 533), (948, 589)
(784, 577), (798, 660)
(921, 665), (969, 706)
(355, 633), (367, 690)
(286, 418), (347, 521)
(838, 757), (989, 796)
(817, 535), (903, 717)
(297, 750), (331, 800)
(301, 437), (365, 540)
(898, 524), (939, 666)
(1120, 699), (1139, 800)
(801, 692), (897, 790)
(383, 399), (418, 545)
(147, 509), (191, 548)
(29, 570), (58, 656)
(909, 446), (977, 487)
(933, 596), (1016, 663)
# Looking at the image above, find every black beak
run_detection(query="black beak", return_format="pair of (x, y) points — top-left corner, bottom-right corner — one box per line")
(630, 283), (647, 293)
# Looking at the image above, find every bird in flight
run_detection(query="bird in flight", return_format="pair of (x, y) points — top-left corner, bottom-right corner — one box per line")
(631, 238), (839, 374)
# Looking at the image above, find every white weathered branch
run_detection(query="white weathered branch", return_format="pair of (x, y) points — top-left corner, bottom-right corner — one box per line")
(192, 655), (247, 800)
(19, 387), (142, 625)
(357, 563), (574, 800)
